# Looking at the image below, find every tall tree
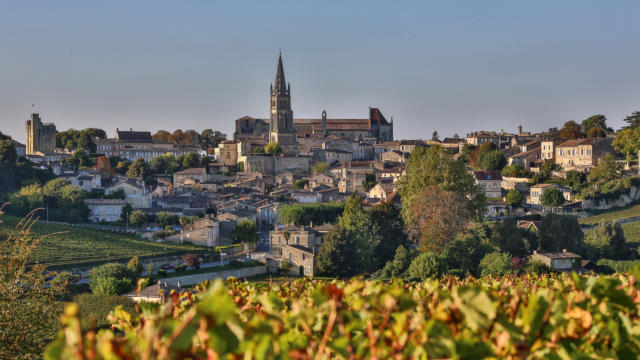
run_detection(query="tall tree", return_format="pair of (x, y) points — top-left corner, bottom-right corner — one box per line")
(409, 185), (472, 251)
(612, 126), (640, 164)
(583, 221), (627, 260)
(558, 121), (583, 139)
(265, 142), (283, 156)
(0, 140), (17, 164)
(581, 114), (610, 134)
(538, 214), (583, 253)
(431, 131), (440, 141)
(398, 145), (486, 224)
(540, 187), (565, 209)
(587, 154), (622, 184)
(623, 111), (640, 129)
(490, 219), (527, 257)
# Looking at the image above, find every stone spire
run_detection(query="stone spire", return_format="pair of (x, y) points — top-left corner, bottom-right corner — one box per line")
(274, 52), (286, 93)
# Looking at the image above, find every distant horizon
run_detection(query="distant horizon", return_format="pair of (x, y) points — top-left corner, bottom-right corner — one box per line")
(1, 1), (639, 142)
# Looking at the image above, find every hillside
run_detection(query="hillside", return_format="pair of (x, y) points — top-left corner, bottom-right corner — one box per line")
(0, 215), (206, 269)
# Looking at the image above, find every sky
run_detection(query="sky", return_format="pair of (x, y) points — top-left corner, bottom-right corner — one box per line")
(1, 1), (639, 142)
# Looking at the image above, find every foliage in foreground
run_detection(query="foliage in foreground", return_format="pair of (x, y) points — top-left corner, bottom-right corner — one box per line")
(48, 270), (640, 359)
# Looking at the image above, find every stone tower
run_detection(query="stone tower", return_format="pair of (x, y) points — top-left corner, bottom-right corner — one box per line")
(25, 113), (56, 155)
(321, 109), (327, 137)
(269, 53), (298, 155)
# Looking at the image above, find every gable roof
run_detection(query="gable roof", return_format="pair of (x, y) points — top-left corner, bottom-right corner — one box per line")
(174, 167), (207, 176)
(473, 170), (502, 181)
(116, 129), (153, 142)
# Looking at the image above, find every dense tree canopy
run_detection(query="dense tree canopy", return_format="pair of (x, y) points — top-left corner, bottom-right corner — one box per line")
(279, 202), (344, 226)
(398, 145), (486, 224)
(540, 187), (565, 209)
(265, 142), (283, 156)
(583, 221), (627, 260)
(232, 219), (258, 244)
(612, 126), (640, 164)
(506, 189), (523, 207)
(8, 178), (89, 222)
(587, 154), (623, 184)
(538, 214), (583, 253)
(558, 121), (583, 139)
(0, 140), (17, 164)
(623, 111), (640, 129)
(57, 128), (106, 153)
(581, 115), (611, 134)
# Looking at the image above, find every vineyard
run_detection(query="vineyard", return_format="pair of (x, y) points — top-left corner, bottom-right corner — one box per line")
(0, 215), (206, 269)
(47, 270), (640, 359)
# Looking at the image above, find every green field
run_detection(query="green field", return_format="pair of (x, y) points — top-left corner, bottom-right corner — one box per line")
(0, 215), (207, 269)
(622, 221), (640, 244)
(579, 203), (640, 226)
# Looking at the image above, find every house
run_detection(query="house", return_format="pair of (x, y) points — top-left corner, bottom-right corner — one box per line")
(309, 173), (335, 188)
(486, 199), (509, 217)
(555, 137), (613, 170)
(380, 150), (409, 164)
(540, 139), (565, 161)
(269, 225), (319, 276)
(84, 199), (127, 222)
(256, 203), (280, 229)
(473, 170), (502, 198)
(367, 182), (395, 201)
(528, 183), (559, 206)
(173, 168), (208, 187)
(528, 183), (573, 206)
(214, 141), (239, 167)
(530, 250), (581, 271)
(105, 179), (152, 209)
(508, 147), (542, 170)
(166, 216), (220, 247)
(94, 129), (197, 161)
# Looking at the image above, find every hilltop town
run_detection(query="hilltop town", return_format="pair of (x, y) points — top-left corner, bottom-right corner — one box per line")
(2, 54), (640, 281)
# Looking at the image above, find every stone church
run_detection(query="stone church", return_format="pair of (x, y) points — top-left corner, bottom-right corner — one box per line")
(233, 55), (394, 144)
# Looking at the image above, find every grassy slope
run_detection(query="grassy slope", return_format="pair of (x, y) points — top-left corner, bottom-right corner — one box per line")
(0, 215), (207, 269)
(579, 203), (640, 226)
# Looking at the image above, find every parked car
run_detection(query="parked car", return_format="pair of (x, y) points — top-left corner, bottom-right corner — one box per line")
(160, 263), (174, 270)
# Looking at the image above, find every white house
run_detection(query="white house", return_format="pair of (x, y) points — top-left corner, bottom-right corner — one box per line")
(105, 178), (152, 209)
(84, 199), (127, 222)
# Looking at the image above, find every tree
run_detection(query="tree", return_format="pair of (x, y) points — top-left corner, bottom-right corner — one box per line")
(66, 148), (92, 170)
(398, 145), (486, 224)
(129, 210), (147, 228)
(583, 221), (627, 260)
(587, 127), (606, 138)
(183, 253), (201, 271)
(443, 230), (494, 277)
(490, 219), (527, 257)
(588, 154), (623, 184)
(265, 142), (283, 156)
(316, 226), (366, 278)
(623, 111), (640, 129)
(156, 211), (178, 227)
(431, 131), (440, 141)
(362, 172), (377, 192)
(502, 163), (527, 177)
(541, 187), (565, 209)
(232, 219), (258, 244)
(405, 252), (445, 281)
(506, 189), (523, 207)
(538, 214), (583, 252)
(0, 211), (66, 358)
(0, 140), (17, 164)
(294, 179), (309, 189)
(120, 203), (133, 223)
(89, 263), (135, 295)
(375, 245), (415, 280)
(558, 121), (583, 139)
(410, 185), (472, 251)
(127, 256), (143, 276)
(150, 153), (177, 174)
(478, 252), (514, 277)
(182, 152), (200, 168)
(312, 161), (329, 174)
(612, 126), (640, 164)
(469, 142), (497, 168)
(566, 170), (588, 192)
(581, 114), (610, 134)
(126, 158), (151, 179)
(477, 150), (506, 171)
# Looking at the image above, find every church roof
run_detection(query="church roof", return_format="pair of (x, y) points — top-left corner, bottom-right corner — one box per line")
(274, 53), (286, 92)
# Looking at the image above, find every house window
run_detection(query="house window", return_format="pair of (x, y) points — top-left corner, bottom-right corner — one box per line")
(295, 236), (300, 244)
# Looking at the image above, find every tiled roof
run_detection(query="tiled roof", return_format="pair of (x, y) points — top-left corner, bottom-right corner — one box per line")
(116, 129), (152, 141)
(174, 168), (207, 176)
(473, 170), (503, 181)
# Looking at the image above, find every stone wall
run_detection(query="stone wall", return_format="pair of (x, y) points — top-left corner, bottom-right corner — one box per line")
(163, 265), (268, 286)
(245, 155), (310, 176)
(583, 186), (640, 210)
(501, 177), (530, 191)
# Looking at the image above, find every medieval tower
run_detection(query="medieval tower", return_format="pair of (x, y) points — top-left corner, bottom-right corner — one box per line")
(25, 113), (56, 155)
(268, 53), (298, 156)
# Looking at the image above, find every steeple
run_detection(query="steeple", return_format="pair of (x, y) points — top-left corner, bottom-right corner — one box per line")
(274, 52), (286, 93)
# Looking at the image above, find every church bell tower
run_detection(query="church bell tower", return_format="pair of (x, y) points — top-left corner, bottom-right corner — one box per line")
(269, 52), (298, 155)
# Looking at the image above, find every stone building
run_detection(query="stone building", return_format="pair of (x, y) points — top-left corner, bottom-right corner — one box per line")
(94, 129), (198, 161)
(554, 137), (613, 170)
(232, 54), (394, 145)
(270, 225), (319, 276)
(167, 216), (220, 247)
(25, 113), (56, 155)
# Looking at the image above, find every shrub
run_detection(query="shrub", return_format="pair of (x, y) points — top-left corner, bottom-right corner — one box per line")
(89, 263), (136, 295)
(405, 252), (445, 281)
(524, 260), (551, 275)
(596, 259), (640, 274)
(479, 252), (514, 277)
(127, 256), (143, 275)
(581, 176), (640, 202)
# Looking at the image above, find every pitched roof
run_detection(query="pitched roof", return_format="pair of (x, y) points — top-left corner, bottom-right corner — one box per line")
(473, 170), (503, 181)
(116, 129), (152, 142)
(174, 167), (207, 176)
(84, 199), (127, 205)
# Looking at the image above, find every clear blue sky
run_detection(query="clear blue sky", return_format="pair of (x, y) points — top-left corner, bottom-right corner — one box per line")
(1, 1), (639, 142)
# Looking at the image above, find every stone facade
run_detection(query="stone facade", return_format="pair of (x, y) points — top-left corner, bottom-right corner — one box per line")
(25, 113), (56, 155)
(555, 137), (613, 170)
(244, 155), (310, 176)
(167, 216), (220, 247)
(95, 129), (197, 161)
